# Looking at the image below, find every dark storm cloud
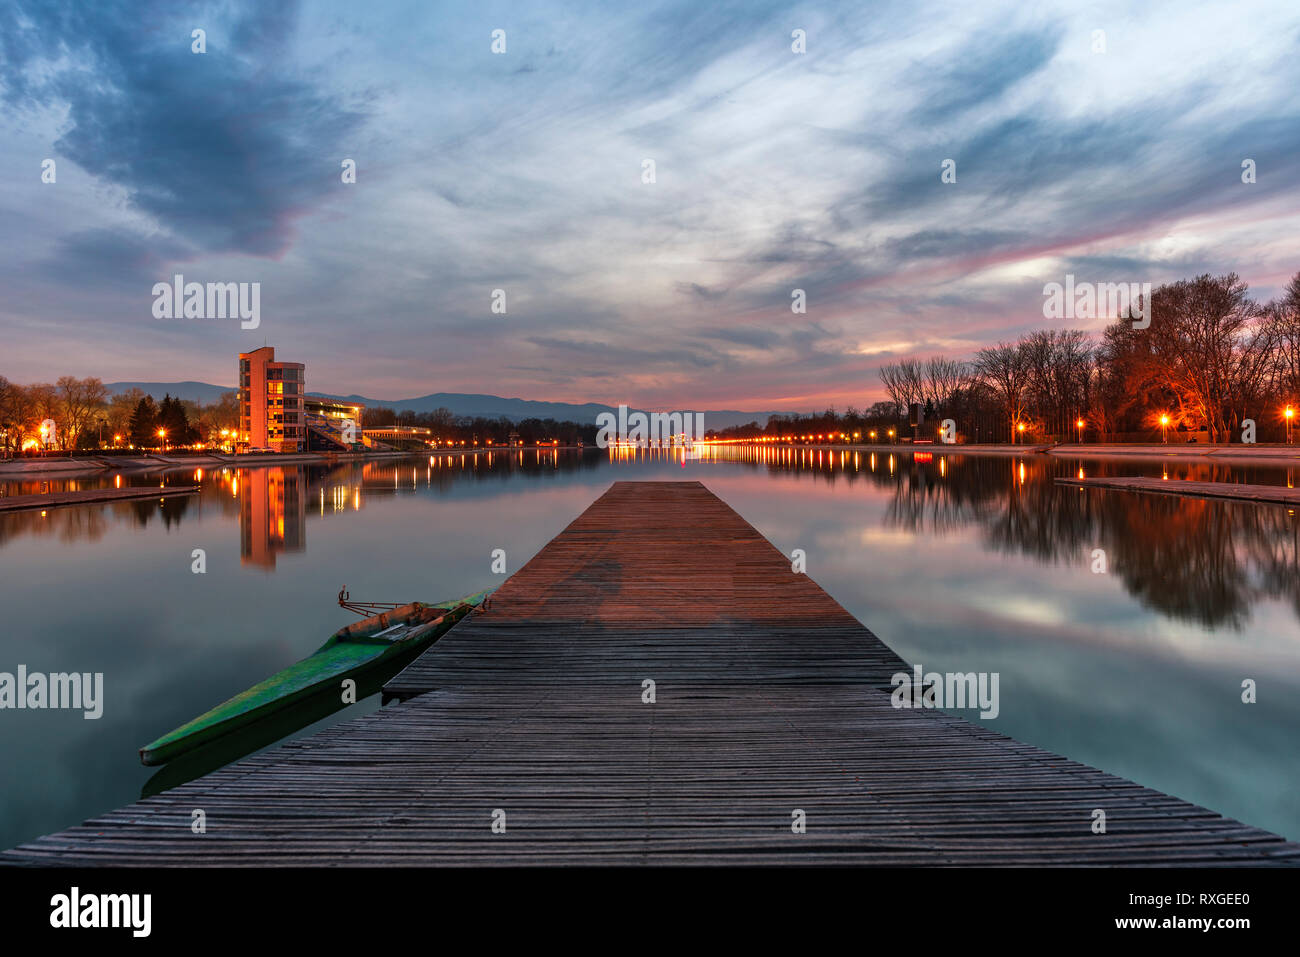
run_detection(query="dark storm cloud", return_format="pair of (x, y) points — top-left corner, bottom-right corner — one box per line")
(1, 0), (367, 257)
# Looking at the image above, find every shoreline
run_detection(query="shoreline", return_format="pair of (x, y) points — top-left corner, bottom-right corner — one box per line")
(0, 449), (412, 478)
(1057, 475), (1300, 507)
(0, 485), (201, 514)
(6, 441), (1300, 477)
(769, 441), (1300, 466)
(0, 445), (586, 479)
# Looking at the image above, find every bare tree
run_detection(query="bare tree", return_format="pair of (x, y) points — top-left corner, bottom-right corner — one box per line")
(57, 376), (109, 449)
(106, 388), (146, 439)
(923, 356), (966, 409)
(878, 363), (916, 415)
(1143, 273), (1262, 441)
(0, 376), (15, 455)
(1266, 271), (1300, 406)
(973, 342), (1031, 440)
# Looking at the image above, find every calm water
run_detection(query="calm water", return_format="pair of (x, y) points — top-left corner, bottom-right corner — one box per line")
(2, 447), (1298, 849)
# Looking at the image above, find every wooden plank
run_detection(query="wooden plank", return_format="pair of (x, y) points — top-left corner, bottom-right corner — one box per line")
(1057, 476), (1300, 507)
(0, 485), (199, 514)
(384, 481), (907, 697)
(5, 480), (1297, 866)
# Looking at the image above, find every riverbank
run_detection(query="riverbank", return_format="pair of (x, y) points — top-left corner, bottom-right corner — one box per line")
(1057, 475), (1300, 506)
(0, 485), (201, 514)
(0, 445), (586, 478)
(0, 449), (414, 478)
(786, 441), (1300, 466)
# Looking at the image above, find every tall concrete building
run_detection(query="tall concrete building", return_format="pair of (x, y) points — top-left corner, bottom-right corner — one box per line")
(238, 347), (306, 452)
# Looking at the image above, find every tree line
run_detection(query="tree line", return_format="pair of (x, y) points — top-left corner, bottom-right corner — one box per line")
(0, 377), (239, 453)
(365, 406), (602, 446)
(879, 272), (1300, 443)
(712, 270), (1300, 444)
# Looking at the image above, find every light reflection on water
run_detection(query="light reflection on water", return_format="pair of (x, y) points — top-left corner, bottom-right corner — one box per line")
(1, 446), (1297, 849)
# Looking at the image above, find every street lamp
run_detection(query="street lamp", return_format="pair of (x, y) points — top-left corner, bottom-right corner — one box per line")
(1286, 406), (1295, 445)
(1076, 418), (1085, 443)
(1017, 422), (1026, 443)
(887, 428), (895, 445)
(1160, 414), (1169, 444)
(157, 427), (167, 451)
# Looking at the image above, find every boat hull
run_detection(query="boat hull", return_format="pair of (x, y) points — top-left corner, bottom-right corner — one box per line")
(139, 590), (491, 766)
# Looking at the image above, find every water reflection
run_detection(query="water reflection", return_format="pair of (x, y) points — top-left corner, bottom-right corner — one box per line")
(869, 454), (1300, 631)
(5, 449), (1299, 631)
(239, 469), (306, 568)
(693, 446), (1300, 631)
(4, 445), (1300, 851)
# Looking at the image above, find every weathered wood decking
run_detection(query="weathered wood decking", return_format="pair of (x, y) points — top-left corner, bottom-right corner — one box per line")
(0, 485), (199, 513)
(385, 480), (907, 696)
(1057, 476), (1300, 507)
(4, 481), (1297, 865)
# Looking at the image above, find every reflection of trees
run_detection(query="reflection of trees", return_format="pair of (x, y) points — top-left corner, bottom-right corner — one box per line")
(1237, 507), (1300, 622)
(126, 492), (194, 529)
(0, 506), (111, 546)
(1107, 497), (1251, 629)
(354, 450), (611, 493)
(875, 455), (1300, 630)
(55, 505), (109, 544)
(0, 482), (194, 544)
(6, 450), (1296, 631)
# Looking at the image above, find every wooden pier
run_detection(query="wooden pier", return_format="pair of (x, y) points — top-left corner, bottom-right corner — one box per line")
(1057, 476), (1300, 508)
(0, 485), (199, 514)
(4, 481), (1297, 865)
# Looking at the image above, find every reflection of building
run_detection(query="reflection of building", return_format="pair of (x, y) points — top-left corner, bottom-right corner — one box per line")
(238, 347), (306, 452)
(239, 467), (306, 568)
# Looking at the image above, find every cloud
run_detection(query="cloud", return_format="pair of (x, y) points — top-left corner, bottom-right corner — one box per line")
(2, 0), (1300, 410)
(1, 0), (368, 258)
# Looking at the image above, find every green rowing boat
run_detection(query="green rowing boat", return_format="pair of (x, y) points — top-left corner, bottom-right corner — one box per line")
(139, 589), (492, 766)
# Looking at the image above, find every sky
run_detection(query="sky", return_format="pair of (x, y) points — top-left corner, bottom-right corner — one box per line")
(2, 0), (1299, 412)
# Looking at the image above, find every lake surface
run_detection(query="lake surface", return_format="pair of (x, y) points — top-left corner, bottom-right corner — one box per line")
(2, 447), (1298, 850)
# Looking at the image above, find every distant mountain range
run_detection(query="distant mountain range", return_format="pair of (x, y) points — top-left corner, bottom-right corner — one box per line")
(105, 382), (791, 430)
(107, 381), (234, 405)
